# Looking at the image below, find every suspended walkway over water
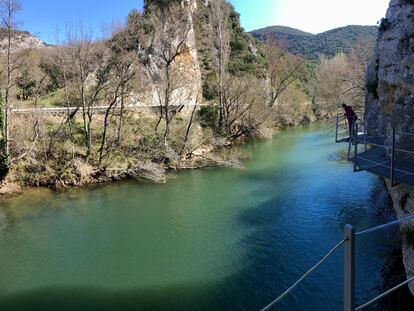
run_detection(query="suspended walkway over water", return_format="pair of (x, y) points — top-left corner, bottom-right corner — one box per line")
(335, 115), (414, 187)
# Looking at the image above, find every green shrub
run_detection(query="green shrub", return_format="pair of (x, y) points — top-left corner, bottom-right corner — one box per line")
(0, 138), (9, 177)
(196, 105), (218, 129)
(202, 73), (218, 100)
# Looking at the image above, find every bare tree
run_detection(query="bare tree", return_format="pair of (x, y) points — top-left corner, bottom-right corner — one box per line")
(342, 42), (373, 108)
(24, 50), (47, 154)
(221, 75), (269, 140)
(209, 0), (230, 131)
(98, 50), (136, 165)
(0, 0), (22, 167)
(180, 89), (202, 157)
(263, 37), (305, 107)
(144, 1), (194, 144)
(64, 25), (112, 161)
(312, 44), (372, 115)
(55, 36), (76, 159)
(312, 53), (348, 114)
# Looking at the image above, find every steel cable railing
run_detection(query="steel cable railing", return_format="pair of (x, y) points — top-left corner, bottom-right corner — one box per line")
(355, 214), (414, 237)
(259, 240), (345, 311)
(352, 214), (414, 310)
(355, 275), (414, 310)
(342, 119), (414, 187)
(401, 131), (414, 137)
(358, 157), (414, 177)
(259, 214), (414, 311)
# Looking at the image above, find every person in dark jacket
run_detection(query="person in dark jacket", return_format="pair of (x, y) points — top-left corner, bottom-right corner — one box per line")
(342, 104), (358, 138)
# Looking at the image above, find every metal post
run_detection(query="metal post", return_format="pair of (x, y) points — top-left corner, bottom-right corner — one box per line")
(344, 224), (356, 311)
(390, 129), (396, 186)
(364, 120), (368, 152)
(347, 118), (352, 161)
(353, 123), (358, 172)
(335, 115), (339, 143)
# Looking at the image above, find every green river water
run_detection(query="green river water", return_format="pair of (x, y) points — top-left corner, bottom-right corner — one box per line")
(0, 122), (397, 310)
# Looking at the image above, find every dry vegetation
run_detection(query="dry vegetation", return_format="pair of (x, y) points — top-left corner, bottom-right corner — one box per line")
(0, 0), (373, 191)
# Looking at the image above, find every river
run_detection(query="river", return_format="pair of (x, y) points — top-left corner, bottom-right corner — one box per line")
(0, 122), (397, 311)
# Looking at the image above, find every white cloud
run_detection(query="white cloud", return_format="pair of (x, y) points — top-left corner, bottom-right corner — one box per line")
(274, 0), (390, 33)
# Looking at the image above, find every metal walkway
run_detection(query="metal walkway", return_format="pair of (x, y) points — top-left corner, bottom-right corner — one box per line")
(335, 115), (414, 187)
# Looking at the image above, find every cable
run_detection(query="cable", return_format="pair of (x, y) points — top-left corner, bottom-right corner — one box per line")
(356, 214), (414, 236)
(259, 240), (345, 311)
(355, 275), (414, 310)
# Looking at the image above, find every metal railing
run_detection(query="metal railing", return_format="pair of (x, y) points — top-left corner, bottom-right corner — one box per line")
(259, 215), (414, 311)
(352, 123), (414, 187)
(334, 113), (368, 163)
(335, 110), (365, 144)
(347, 215), (414, 311)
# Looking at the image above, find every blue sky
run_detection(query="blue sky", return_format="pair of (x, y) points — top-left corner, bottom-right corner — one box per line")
(19, 0), (390, 43)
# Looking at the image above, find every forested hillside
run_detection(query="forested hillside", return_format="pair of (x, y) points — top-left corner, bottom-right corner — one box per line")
(251, 25), (378, 61)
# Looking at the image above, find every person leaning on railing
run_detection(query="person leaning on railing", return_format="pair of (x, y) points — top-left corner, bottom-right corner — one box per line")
(342, 104), (358, 139)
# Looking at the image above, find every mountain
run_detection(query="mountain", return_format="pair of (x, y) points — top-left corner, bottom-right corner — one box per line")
(251, 25), (379, 61)
(0, 29), (46, 52)
(252, 25), (313, 39)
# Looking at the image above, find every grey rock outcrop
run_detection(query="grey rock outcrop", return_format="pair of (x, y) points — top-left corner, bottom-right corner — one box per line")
(0, 30), (46, 53)
(365, 0), (414, 295)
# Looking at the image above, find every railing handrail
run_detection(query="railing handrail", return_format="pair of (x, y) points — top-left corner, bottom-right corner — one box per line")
(258, 213), (414, 311)
(356, 214), (414, 236)
(352, 214), (414, 310)
(355, 274), (414, 310)
(259, 240), (345, 311)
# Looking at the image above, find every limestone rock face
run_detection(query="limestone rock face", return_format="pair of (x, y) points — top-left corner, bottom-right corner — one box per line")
(0, 31), (46, 53)
(365, 0), (414, 295)
(142, 0), (202, 107)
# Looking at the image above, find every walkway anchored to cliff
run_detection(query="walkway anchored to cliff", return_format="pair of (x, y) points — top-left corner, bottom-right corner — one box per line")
(259, 215), (414, 311)
(335, 115), (414, 187)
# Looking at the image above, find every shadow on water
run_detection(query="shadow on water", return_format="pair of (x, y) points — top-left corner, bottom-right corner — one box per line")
(0, 270), (278, 311)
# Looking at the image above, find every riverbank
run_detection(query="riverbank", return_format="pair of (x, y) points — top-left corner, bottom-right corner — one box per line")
(0, 91), (325, 198)
(0, 131), (255, 198)
(0, 109), (260, 197)
(0, 149), (247, 198)
(0, 106), (300, 198)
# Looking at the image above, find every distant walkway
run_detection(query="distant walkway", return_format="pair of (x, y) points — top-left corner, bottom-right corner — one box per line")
(335, 114), (414, 187)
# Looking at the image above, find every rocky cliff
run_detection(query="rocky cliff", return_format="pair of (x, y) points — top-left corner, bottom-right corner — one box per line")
(365, 0), (414, 295)
(135, 0), (264, 106)
(0, 29), (46, 53)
